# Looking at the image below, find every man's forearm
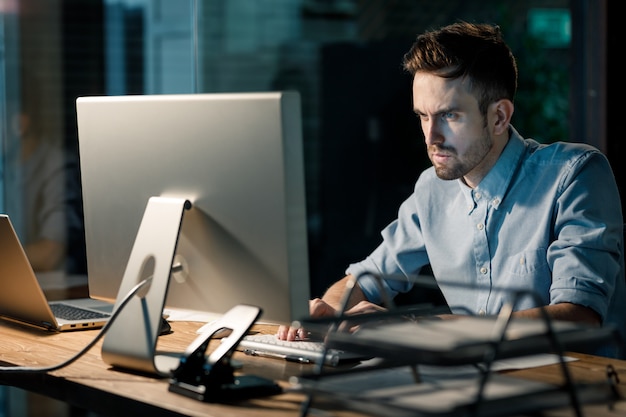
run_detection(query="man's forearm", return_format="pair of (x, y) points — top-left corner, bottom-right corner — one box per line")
(511, 302), (601, 326)
(321, 275), (367, 311)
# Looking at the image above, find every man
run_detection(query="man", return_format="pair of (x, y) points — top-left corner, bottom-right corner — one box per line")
(279, 22), (626, 359)
(8, 69), (75, 273)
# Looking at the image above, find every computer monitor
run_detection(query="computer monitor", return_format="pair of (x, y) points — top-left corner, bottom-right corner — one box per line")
(75, 91), (310, 325)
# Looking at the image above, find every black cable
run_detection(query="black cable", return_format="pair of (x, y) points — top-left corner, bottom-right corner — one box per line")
(0, 277), (152, 374)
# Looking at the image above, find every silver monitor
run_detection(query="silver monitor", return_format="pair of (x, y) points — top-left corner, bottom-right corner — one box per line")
(75, 91), (310, 325)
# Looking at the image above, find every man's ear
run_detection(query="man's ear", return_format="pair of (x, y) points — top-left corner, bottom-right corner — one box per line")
(491, 99), (514, 136)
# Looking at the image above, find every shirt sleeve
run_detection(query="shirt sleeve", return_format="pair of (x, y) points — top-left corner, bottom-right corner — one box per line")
(346, 183), (431, 304)
(547, 149), (623, 321)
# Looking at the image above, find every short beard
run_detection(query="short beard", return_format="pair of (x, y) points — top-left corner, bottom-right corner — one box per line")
(434, 158), (466, 180)
(432, 130), (493, 181)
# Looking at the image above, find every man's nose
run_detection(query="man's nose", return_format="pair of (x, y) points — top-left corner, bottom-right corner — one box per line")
(423, 119), (443, 146)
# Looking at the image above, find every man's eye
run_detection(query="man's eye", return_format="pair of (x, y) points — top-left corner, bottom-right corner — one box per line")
(442, 112), (461, 122)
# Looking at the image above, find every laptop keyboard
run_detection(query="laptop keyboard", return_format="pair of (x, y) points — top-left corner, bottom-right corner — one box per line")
(239, 333), (368, 366)
(50, 303), (110, 320)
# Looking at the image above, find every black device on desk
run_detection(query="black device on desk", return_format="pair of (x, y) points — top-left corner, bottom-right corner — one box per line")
(168, 304), (282, 402)
(159, 317), (172, 335)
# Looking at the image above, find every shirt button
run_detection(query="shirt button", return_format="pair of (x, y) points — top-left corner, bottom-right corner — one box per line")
(477, 223), (484, 230)
(478, 309), (486, 316)
(474, 192), (481, 200)
(492, 198), (500, 205)
(480, 267), (488, 274)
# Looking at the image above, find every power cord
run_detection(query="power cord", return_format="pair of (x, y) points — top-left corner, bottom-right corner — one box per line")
(0, 277), (152, 374)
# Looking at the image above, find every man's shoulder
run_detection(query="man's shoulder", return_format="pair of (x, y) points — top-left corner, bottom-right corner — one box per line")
(523, 139), (603, 163)
(518, 139), (613, 187)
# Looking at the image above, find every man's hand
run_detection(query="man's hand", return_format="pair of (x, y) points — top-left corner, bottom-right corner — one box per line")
(277, 298), (337, 340)
(276, 275), (379, 340)
(343, 300), (387, 315)
(276, 298), (389, 340)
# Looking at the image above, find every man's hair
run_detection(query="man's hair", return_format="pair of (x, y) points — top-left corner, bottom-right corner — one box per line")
(402, 22), (518, 116)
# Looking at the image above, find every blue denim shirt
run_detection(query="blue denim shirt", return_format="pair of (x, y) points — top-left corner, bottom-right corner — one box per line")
(348, 127), (626, 358)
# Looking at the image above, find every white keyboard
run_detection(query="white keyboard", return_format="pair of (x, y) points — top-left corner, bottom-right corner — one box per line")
(238, 333), (368, 366)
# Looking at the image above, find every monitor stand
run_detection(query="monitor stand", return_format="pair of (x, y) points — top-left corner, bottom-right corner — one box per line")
(101, 196), (191, 376)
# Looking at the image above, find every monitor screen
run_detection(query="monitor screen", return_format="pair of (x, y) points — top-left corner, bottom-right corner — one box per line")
(75, 91), (310, 325)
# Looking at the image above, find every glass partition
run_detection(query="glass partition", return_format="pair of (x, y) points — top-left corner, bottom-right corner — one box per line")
(0, 0), (577, 298)
(2, 2), (610, 415)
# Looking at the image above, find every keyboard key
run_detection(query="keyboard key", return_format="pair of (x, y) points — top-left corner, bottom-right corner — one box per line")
(50, 303), (110, 320)
(239, 333), (368, 366)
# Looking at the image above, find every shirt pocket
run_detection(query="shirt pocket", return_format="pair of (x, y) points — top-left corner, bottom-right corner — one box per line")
(503, 248), (551, 303)
(506, 248), (550, 275)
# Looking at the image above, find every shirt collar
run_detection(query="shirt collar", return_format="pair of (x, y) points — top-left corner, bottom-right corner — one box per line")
(458, 126), (525, 212)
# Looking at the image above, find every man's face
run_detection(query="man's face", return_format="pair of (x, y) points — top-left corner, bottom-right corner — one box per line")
(412, 72), (494, 185)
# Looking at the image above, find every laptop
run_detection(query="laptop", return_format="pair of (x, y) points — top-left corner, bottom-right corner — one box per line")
(0, 214), (113, 331)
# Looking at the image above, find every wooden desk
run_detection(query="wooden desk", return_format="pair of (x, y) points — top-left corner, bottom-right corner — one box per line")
(0, 320), (624, 417)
